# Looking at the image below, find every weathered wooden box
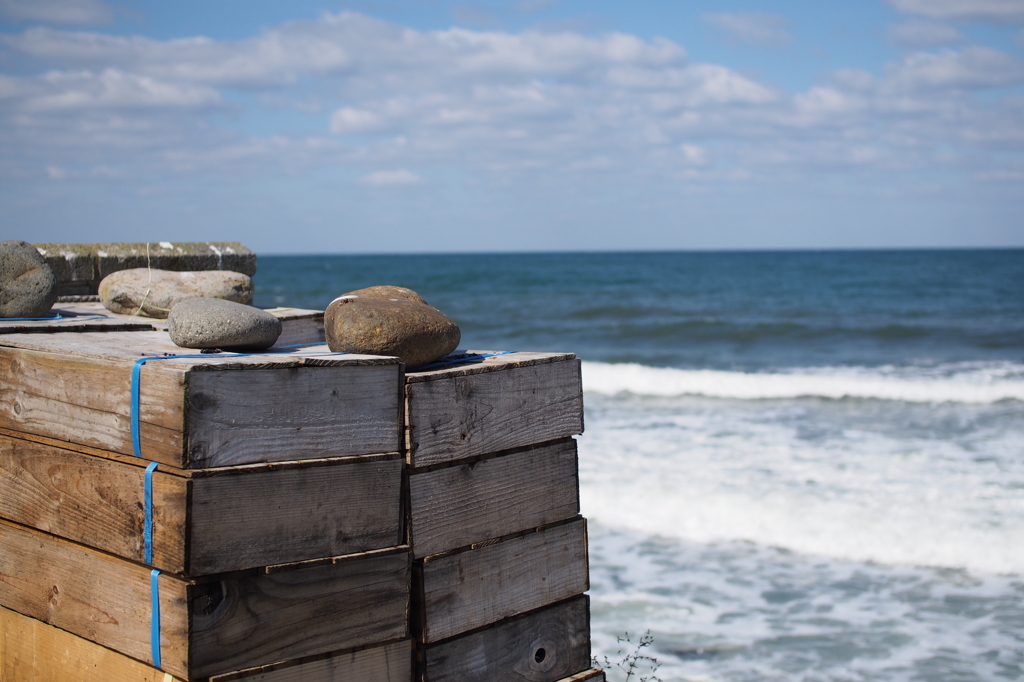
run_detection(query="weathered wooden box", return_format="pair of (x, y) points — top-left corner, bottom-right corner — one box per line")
(404, 352), (583, 468)
(414, 517), (589, 645)
(0, 519), (410, 680)
(0, 429), (403, 575)
(1, 605), (413, 682)
(0, 332), (401, 468)
(419, 595), (593, 682)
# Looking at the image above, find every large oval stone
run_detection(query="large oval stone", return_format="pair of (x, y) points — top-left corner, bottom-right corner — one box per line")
(99, 268), (254, 318)
(325, 295), (460, 369)
(168, 298), (282, 350)
(340, 285), (427, 305)
(0, 240), (58, 318)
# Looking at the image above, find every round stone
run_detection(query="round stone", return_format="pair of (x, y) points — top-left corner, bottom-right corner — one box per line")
(0, 240), (58, 318)
(98, 268), (254, 319)
(168, 298), (282, 350)
(324, 296), (460, 369)
(337, 285), (428, 305)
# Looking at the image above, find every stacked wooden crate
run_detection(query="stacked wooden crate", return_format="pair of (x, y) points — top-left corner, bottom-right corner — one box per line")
(0, 329), (412, 681)
(403, 351), (604, 682)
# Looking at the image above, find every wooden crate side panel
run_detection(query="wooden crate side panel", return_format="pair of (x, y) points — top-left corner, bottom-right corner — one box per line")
(419, 518), (590, 643)
(189, 457), (404, 574)
(0, 606), (187, 682)
(186, 365), (401, 468)
(0, 346), (186, 465)
(422, 595), (591, 682)
(0, 519), (190, 677)
(409, 440), (579, 558)
(189, 550), (411, 678)
(406, 359), (583, 467)
(0, 434), (188, 573)
(214, 640), (413, 682)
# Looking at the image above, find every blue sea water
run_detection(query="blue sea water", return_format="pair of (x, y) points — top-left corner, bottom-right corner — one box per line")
(256, 250), (1024, 682)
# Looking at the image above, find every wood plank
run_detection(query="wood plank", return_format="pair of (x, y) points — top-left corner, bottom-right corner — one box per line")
(4, 301), (326, 348)
(409, 439), (579, 559)
(0, 605), (186, 682)
(0, 332), (401, 468)
(417, 518), (589, 643)
(557, 669), (606, 682)
(0, 432), (403, 575)
(405, 353), (583, 467)
(212, 640), (412, 682)
(0, 519), (410, 679)
(421, 595), (591, 682)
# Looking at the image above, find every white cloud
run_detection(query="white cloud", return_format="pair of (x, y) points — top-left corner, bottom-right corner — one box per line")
(360, 169), (424, 185)
(884, 47), (1024, 90)
(886, 0), (1024, 23)
(888, 21), (964, 47)
(0, 0), (111, 25)
(702, 12), (793, 47)
(330, 107), (384, 134)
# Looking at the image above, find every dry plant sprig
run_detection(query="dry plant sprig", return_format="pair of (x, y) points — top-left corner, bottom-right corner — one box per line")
(594, 630), (662, 682)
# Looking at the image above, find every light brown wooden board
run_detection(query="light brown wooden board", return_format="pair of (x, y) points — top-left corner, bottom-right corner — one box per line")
(421, 595), (591, 682)
(417, 517), (589, 643)
(1, 302), (327, 348)
(0, 519), (410, 679)
(557, 669), (605, 682)
(0, 331), (401, 468)
(0, 605), (186, 682)
(405, 352), (583, 467)
(212, 640), (412, 682)
(0, 431), (403, 575)
(409, 439), (579, 559)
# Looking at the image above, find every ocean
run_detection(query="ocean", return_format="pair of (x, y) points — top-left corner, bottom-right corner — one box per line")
(255, 250), (1024, 682)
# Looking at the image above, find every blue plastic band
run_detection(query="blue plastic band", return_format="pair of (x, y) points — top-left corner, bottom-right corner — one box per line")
(150, 568), (162, 668)
(415, 351), (518, 372)
(0, 313), (64, 321)
(144, 461), (158, 565)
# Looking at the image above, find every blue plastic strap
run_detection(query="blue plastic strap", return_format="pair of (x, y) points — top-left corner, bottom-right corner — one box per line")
(143, 461), (158, 565)
(415, 351), (518, 371)
(150, 568), (162, 668)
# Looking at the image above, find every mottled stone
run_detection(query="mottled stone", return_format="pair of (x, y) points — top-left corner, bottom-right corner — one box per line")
(98, 268), (254, 318)
(341, 285), (428, 305)
(168, 298), (282, 350)
(0, 240), (58, 318)
(325, 293), (460, 369)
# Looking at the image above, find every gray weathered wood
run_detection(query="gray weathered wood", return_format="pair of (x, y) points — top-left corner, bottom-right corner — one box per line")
(0, 429), (403, 575)
(418, 517), (589, 643)
(409, 439), (579, 558)
(405, 352), (583, 467)
(421, 595), (591, 682)
(0, 332), (401, 468)
(0, 519), (410, 679)
(1, 301), (326, 347)
(213, 639), (412, 682)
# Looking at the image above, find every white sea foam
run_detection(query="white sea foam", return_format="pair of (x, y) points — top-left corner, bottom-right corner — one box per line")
(581, 360), (1024, 403)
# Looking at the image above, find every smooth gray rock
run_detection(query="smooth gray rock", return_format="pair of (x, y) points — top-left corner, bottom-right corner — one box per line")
(168, 298), (282, 350)
(0, 240), (58, 318)
(325, 287), (460, 369)
(98, 268), (254, 318)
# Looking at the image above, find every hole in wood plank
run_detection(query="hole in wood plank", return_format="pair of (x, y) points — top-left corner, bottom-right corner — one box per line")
(534, 648), (546, 664)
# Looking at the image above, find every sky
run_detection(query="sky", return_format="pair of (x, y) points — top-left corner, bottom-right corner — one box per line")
(1, 0), (1023, 254)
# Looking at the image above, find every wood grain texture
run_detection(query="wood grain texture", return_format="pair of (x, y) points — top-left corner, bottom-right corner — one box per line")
(409, 439), (579, 559)
(0, 606), (186, 682)
(212, 640), (412, 682)
(557, 669), (606, 682)
(0, 517), (190, 676)
(405, 353), (583, 467)
(0, 332), (401, 468)
(421, 595), (591, 682)
(0, 519), (410, 679)
(189, 549), (411, 678)
(417, 518), (589, 643)
(0, 431), (403, 575)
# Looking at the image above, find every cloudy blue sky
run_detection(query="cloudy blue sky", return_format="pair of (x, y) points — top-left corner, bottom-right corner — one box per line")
(1, 0), (1022, 253)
